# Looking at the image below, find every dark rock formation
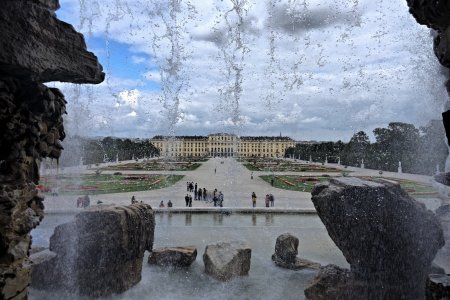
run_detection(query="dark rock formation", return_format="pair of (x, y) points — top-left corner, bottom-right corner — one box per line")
(271, 233), (320, 270)
(426, 274), (450, 300)
(0, 79), (67, 183)
(31, 204), (154, 297)
(0, 0), (104, 298)
(148, 246), (197, 267)
(30, 249), (57, 290)
(203, 241), (251, 281)
(273, 233), (298, 264)
(305, 177), (444, 299)
(406, 0), (450, 32)
(0, 1), (104, 83)
(406, 0), (450, 145)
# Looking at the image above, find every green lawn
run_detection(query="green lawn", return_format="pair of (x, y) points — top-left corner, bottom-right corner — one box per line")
(260, 175), (438, 197)
(244, 162), (341, 172)
(100, 161), (202, 171)
(358, 176), (438, 197)
(38, 174), (184, 195)
(260, 175), (330, 192)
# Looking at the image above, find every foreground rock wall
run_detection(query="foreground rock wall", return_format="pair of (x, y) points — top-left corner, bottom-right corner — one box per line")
(32, 204), (155, 297)
(0, 0), (104, 298)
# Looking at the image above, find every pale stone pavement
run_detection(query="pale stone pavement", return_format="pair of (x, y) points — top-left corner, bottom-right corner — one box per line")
(43, 158), (448, 213)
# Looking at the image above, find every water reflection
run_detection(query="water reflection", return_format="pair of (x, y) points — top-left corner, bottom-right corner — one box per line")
(213, 213), (223, 226)
(185, 213), (192, 226)
(265, 214), (274, 226)
(252, 213), (257, 226)
(167, 212), (172, 225)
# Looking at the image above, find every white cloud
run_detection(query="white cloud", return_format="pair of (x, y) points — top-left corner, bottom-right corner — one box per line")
(301, 117), (322, 124)
(118, 89), (140, 109)
(126, 110), (138, 117)
(55, 0), (447, 142)
(131, 55), (146, 64)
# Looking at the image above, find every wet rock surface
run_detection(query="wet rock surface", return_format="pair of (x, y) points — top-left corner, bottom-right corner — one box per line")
(0, 79), (67, 183)
(203, 241), (251, 281)
(148, 246), (197, 267)
(0, 0), (104, 83)
(272, 233), (320, 270)
(0, 183), (44, 300)
(406, 0), (450, 32)
(306, 177), (445, 299)
(31, 204), (155, 297)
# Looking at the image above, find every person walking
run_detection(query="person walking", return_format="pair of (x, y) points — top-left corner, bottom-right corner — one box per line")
(198, 188), (202, 200)
(218, 191), (224, 207)
(265, 194), (270, 208)
(131, 195), (137, 204)
(188, 195), (193, 207)
(203, 188), (207, 200)
(251, 192), (257, 208)
(185, 194), (190, 207)
(269, 193), (275, 207)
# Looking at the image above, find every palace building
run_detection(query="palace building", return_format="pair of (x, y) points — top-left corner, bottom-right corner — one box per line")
(150, 133), (295, 158)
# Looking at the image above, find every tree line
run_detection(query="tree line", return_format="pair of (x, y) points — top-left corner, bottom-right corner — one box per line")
(285, 121), (448, 175)
(56, 136), (160, 167)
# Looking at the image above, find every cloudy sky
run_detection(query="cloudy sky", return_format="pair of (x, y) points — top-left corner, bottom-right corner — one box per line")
(53, 0), (448, 141)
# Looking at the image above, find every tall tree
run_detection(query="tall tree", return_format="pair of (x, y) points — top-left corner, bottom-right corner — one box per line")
(341, 131), (370, 167)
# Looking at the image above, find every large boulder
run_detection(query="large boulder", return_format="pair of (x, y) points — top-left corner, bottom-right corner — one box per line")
(31, 203), (154, 297)
(271, 233), (320, 270)
(306, 177), (445, 299)
(148, 246), (197, 267)
(203, 241), (251, 281)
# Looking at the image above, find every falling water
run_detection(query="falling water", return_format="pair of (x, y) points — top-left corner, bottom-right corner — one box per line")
(29, 0), (450, 298)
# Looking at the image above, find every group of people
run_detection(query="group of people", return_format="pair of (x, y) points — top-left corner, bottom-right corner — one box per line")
(251, 192), (275, 207)
(185, 181), (224, 207)
(131, 195), (172, 208)
(211, 189), (224, 207)
(159, 200), (173, 208)
(187, 182), (207, 200)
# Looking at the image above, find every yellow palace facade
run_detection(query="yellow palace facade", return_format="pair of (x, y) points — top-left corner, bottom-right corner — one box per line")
(150, 133), (295, 158)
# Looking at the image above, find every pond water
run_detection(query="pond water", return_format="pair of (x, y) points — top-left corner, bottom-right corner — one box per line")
(30, 213), (348, 300)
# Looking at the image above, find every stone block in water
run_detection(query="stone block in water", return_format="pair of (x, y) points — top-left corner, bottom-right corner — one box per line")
(273, 233), (298, 264)
(271, 233), (320, 270)
(32, 203), (154, 297)
(148, 246), (197, 267)
(203, 241), (251, 281)
(306, 177), (445, 299)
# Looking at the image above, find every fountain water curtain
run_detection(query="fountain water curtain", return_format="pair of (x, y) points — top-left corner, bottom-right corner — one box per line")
(6, 0), (448, 298)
